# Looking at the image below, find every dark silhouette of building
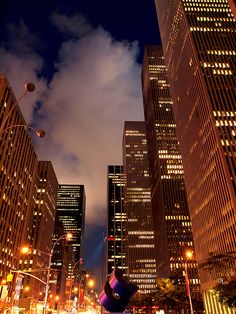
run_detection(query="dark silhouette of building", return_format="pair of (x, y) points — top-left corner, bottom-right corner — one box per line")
(52, 220), (69, 310)
(142, 45), (201, 297)
(155, 0), (236, 311)
(107, 165), (127, 277)
(0, 74), (37, 277)
(56, 185), (85, 283)
(123, 121), (157, 299)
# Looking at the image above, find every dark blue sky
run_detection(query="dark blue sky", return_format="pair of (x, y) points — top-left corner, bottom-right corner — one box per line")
(0, 0), (161, 289)
(0, 0), (161, 78)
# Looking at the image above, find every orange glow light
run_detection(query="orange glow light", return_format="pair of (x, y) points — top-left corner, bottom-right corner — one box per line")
(186, 250), (193, 259)
(21, 246), (30, 254)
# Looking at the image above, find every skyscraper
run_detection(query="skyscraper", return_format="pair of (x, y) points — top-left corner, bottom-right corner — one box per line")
(20, 161), (58, 309)
(52, 220), (69, 309)
(142, 45), (201, 296)
(107, 165), (126, 277)
(56, 185), (86, 280)
(123, 121), (157, 298)
(155, 0), (236, 310)
(0, 75), (37, 277)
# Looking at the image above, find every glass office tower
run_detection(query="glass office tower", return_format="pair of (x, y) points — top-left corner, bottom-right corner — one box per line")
(155, 0), (236, 311)
(142, 45), (201, 300)
(123, 121), (157, 298)
(57, 185), (86, 279)
(107, 165), (127, 277)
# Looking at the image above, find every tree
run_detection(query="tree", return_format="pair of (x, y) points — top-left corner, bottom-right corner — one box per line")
(199, 251), (235, 280)
(214, 278), (236, 309)
(199, 251), (236, 309)
(154, 278), (188, 313)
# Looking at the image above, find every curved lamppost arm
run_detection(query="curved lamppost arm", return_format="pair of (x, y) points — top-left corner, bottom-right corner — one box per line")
(0, 83), (35, 135)
(11, 270), (47, 286)
(43, 233), (72, 314)
(0, 124), (45, 138)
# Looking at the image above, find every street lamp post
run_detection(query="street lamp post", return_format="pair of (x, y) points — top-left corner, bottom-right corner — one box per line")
(0, 125), (45, 138)
(185, 250), (194, 314)
(0, 82), (35, 135)
(42, 232), (72, 314)
(68, 258), (83, 312)
(0, 82), (45, 138)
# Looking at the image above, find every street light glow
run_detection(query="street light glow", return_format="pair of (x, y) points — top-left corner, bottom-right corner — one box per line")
(21, 246), (31, 255)
(186, 250), (193, 259)
(66, 232), (73, 240)
(87, 279), (95, 288)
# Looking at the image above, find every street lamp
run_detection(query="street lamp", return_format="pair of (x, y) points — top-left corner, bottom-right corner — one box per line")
(0, 82), (45, 138)
(0, 82), (34, 134)
(43, 232), (72, 314)
(184, 250), (194, 314)
(21, 232), (72, 314)
(68, 258), (83, 312)
(87, 279), (95, 289)
(0, 125), (45, 138)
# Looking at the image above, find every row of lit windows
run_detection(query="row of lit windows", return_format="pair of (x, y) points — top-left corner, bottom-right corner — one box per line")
(197, 16), (234, 22)
(216, 120), (236, 127)
(161, 175), (183, 179)
(202, 62), (230, 68)
(213, 111), (236, 117)
(185, 7), (230, 12)
(143, 264), (157, 268)
(129, 273), (156, 278)
(129, 244), (155, 248)
(183, 1), (229, 7)
(136, 259), (156, 263)
(128, 231), (154, 235)
(165, 215), (190, 220)
(167, 170), (184, 175)
(207, 50), (236, 55)
(213, 69), (233, 75)
(166, 165), (183, 170)
(221, 139), (235, 146)
(183, 0), (228, 3)
(190, 26), (233, 31)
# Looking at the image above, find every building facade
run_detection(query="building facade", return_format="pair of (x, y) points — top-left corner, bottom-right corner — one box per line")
(0, 75), (37, 278)
(19, 161), (58, 309)
(56, 185), (86, 282)
(142, 45), (201, 297)
(107, 165), (126, 277)
(123, 121), (157, 298)
(155, 0), (236, 311)
(51, 220), (69, 309)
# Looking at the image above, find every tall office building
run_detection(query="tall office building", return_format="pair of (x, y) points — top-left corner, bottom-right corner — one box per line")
(123, 121), (157, 298)
(51, 220), (69, 309)
(107, 165), (126, 277)
(19, 161), (58, 309)
(0, 75), (37, 277)
(155, 0), (236, 310)
(56, 185), (86, 280)
(142, 46), (201, 296)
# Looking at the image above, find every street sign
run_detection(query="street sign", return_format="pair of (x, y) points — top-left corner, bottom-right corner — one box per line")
(0, 285), (8, 301)
(13, 274), (24, 301)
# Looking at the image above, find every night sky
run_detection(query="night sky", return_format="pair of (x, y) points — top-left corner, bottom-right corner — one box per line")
(0, 0), (161, 289)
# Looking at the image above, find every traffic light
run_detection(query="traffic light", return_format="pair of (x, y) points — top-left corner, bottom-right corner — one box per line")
(99, 269), (138, 313)
(6, 273), (13, 282)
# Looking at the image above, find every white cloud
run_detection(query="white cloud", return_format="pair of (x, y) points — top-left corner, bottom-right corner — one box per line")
(0, 13), (144, 228)
(38, 25), (143, 226)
